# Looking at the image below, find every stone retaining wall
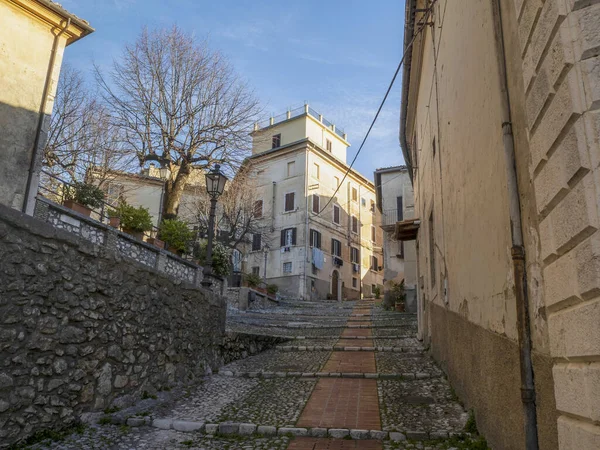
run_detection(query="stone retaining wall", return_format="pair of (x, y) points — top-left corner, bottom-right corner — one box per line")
(0, 204), (226, 446)
(221, 332), (288, 365)
(226, 287), (279, 311)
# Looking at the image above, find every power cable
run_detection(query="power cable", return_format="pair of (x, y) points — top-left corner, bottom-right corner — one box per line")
(317, 0), (437, 215)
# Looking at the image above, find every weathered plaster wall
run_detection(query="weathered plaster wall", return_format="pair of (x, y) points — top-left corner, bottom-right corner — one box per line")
(0, 204), (226, 446)
(510, 0), (600, 447)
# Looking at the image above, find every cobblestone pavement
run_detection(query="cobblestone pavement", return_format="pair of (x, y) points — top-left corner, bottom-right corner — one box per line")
(26, 300), (487, 449)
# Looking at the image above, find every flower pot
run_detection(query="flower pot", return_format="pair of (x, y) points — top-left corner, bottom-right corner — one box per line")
(108, 217), (121, 228)
(63, 199), (92, 217)
(146, 237), (165, 249)
(122, 228), (144, 241)
(395, 302), (405, 312)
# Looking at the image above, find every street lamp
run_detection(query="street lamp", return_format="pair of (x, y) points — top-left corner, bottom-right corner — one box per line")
(201, 164), (228, 286)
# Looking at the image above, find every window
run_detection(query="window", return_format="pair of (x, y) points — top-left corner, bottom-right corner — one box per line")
(284, 192), (295, 212)
(351, 187), (358, 202)
(333, 204), (340, 224)
(310, 229), (322, 248)
(334, 176), (340, 188)
(287, 161), (295, 177)
(351, 247), (359, 263)
(252, 233), (262, 251)
(397, 240), (405, 258)
(397, 196), (403, 221)
(272, 134), (281, 149)
(352, 277), (357, 288)
(106, 182), (124, 205)
(371, 225), (376, 242)
(371, 255), (379, 271)
(351, 216), (359, 233)
(429, 210), (436, 286)
(252, 266), (260, 276)
(326, 139), (332, 152)
(331, 239), (342, 257)
(312, 194), (320, 213)
(370, 200), (375, 213)
(361, 198), (366, 207)
(313, 163), (320, 180)
(280, 228), (297, 247)
(253, 200), (263, 218)
(283, 262), (292, 273)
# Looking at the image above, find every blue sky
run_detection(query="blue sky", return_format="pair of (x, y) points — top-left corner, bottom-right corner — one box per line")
(61, 0), (406, 180)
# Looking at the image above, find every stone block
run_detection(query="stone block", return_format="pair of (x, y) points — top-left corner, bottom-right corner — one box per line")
(524, 0), (568, 74)
(349, 429), (370, 439)
(310, 427), (328, 437)
(389, 432), (407, 441)
(173, 420), (204, 432)
(549, 298), (600, 357)
(204, 424), (218, 435)
(238, 423), (257, 435)
(558, 415), (600, 449)
(582, 56), (600, 110)
(278, 427), (308, 437)
(218, 422), (239, 434)
(574, 3), (600, 60)
(553, 362), (600, 421)
(406, 430), (428, 440)
(369, 430), (388, 440)
(517, 0), (543, 55)
(152, 418), (173, 430)
(257, 425), (277, 436)
(328, 428), (350, 438)
(127, 418), (146, 427)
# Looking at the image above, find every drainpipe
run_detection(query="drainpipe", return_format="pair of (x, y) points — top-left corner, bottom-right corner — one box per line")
(491, 1), (539, 448)
(304, 149), (310, 300)
(23, 18), (71, 215)
(399, 0), (417, 183)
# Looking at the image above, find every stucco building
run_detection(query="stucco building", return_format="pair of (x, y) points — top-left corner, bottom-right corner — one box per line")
(398, 1), (600, 449)
(0, 0), (93, 214)
(244, 105), (384, 300)
(374, 166), (417, 313)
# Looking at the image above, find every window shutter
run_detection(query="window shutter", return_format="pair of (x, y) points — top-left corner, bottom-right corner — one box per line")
(317, 231), (321, 249)
(313, 194), (319, 213)
(333, 205), (340, 224)
(253, 234), (261, 251)
(331, 239), (335, 255)
(280, 230), (285, 246)
(292, 228), (297, 245)
(285, 192), (295, 211)
(397, 196), (403, 221)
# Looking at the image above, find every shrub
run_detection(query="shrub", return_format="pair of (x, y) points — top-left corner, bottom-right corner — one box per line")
(193, 241), (231, 276)
(159, 219), (193, 253)
(266, 284), (279, 295)
(244, 272), (262, 288)
(115, 203), (153, 233)
(63, 182), (105, 209)
(373, 285), (381, 299)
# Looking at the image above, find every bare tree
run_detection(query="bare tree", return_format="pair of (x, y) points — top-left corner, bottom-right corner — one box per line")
(96, 26), (261, 219)
(191, 164), (268, 251)
(43, 65), (135, 189)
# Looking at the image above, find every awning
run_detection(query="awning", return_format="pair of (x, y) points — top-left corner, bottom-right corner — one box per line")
(395, 218), (420, 241)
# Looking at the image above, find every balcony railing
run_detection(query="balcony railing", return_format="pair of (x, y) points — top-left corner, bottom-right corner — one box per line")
(381, 209), (403, 228)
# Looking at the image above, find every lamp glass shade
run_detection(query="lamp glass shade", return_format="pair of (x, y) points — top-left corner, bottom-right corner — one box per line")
(205, 164), (228, 198)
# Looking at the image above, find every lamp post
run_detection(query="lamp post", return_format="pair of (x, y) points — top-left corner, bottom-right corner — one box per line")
(201, 164), (228, 286)
(262, 243), (270, 285)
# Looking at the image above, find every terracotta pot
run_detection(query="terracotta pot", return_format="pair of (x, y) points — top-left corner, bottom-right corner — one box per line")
(108, 217), (121, 228)
(122, 228), (144, 241)
(146, 237), (165, 249)
(63, 199), (92, 217)
(395, 302), (405, 312)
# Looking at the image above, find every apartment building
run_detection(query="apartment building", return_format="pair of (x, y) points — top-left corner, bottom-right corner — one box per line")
(374, 166), (417, 313)
(244, 105), (384, 300)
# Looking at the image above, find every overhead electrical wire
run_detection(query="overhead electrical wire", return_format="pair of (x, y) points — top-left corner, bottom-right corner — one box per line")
(316, 0), (437, 216)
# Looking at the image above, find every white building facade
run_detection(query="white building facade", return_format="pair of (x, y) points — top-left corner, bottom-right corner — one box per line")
(244, 105), (384, 300)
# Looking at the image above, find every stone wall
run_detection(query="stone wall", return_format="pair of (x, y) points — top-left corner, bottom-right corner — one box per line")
(221, 332), (288, 365)
(225, 287), (279, 311)
(511, 0), (600, 447)
(0, 204), (226, 446)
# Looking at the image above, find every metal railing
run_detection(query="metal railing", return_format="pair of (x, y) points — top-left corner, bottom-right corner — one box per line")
(381, 209), (402, 227)
(255, 104), (345, 139)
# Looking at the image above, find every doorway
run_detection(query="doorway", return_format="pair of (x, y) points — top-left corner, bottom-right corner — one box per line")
(331, 270), (341, 301)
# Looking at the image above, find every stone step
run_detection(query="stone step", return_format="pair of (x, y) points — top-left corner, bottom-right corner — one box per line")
(216, 370), (438, 380)
(276, 345), (423, 353)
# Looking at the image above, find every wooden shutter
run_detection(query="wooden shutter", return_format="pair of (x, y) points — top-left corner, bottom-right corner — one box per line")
(313, 194), (319, 213)
(280, 230), (285, 246)
(317, 231), (321, 249)
(285, 192), (295, 211)
(333, 205), (340, 223)
(252, 234), (261, 251)
(397, 196), (403, 221)
(292, 228), (297, 245)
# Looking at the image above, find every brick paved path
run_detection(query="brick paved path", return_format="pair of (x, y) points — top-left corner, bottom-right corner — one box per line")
(29, 299), (486, 449)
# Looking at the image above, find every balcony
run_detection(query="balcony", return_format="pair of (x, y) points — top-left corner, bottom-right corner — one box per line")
(380, 209), (403, 231)
(254, 104), (347, 141)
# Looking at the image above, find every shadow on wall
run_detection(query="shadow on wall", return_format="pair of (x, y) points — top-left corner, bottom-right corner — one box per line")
(0, 102), (44, 211)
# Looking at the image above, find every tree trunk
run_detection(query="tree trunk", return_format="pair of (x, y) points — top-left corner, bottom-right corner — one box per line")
(162, 163), (191, 219)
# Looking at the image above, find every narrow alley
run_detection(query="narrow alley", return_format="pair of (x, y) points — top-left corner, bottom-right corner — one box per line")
(26, 300), (485, 450)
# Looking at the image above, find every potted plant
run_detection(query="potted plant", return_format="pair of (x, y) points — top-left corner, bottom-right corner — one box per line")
(373, 285), (381, 300)
(244, 272), (262, 289)
(118, 203), (153, 240)
(146, 236), (165, 249)
(266, 284), (279, 297)
(393, 280), (406, 312)
(159, 219), (193, 255)
(106, 206), (121, 229)
(62, 182), (105, 217)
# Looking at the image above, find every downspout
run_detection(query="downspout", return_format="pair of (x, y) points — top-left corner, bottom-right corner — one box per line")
(304, 149), (310, 300)
(491, 1), (539, 448)
(23, 18), (71, 214)
(400, 0), (417, 183)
